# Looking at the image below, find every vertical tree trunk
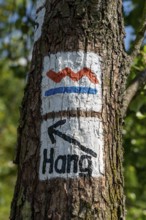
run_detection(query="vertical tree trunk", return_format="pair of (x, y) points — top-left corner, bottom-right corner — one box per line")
(10, 1), (127, 219)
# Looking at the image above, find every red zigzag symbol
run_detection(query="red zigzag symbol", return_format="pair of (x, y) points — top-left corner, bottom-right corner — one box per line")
(46, 67), (99, 84)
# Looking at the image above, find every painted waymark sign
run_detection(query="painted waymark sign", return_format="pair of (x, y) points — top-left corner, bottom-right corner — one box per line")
(40, 117), (104, 179)
(45, 67), (99, 96)
(39, 51), (104, 180)
(41, 51), (102, 114)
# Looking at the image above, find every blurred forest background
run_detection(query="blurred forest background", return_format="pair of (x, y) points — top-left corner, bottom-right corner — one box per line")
(0, 0), (146, 219)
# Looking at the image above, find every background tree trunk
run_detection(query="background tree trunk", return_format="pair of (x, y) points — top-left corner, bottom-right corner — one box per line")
(10, 0), (128, 219)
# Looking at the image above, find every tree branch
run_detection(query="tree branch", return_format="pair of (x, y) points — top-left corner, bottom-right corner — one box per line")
(129, 0), (146, 60)
(122, 69), (146, 116)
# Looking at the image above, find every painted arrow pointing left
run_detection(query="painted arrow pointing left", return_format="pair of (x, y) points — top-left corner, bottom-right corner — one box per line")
(48, 119), (97, 158)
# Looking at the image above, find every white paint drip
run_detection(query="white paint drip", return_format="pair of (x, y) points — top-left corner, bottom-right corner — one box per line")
(34, 6), (46, 42)
(39, 117), (104, 180)
(41, 51), (102, 114)
(36, 0), (46, 10)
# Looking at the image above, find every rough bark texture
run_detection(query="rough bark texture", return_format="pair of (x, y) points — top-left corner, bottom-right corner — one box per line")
(10, 1), (128, 219)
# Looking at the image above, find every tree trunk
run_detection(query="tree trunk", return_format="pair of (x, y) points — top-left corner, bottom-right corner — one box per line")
(10, 0), (128, 219)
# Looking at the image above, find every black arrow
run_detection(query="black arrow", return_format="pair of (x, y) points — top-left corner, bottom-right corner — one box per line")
(48, 119), (97, 158)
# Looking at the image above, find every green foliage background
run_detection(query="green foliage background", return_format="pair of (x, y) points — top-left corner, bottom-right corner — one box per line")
(0, 0), (145, 219)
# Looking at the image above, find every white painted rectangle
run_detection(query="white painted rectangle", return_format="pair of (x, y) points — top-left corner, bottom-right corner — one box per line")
(39, 117), (104, 180)
(41, 51), (102, 115)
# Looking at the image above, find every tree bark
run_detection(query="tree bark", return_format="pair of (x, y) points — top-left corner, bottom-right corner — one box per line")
(10, 1), (128, 219)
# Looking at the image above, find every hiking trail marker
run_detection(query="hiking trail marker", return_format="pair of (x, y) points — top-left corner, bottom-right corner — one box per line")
(39, 51), (104, 180)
